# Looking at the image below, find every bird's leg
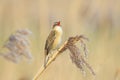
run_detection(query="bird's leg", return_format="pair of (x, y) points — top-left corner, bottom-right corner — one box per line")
(48, 52), (53, 59)
(44, 56), (49, 68)
(48, 51), (56, 61)
(44, 58), (47, 68)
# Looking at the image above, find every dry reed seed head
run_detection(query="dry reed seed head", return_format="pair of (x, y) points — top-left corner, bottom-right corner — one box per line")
(81, 57), (96, 76)
(80, 40), (89, 58)
(68, 45), (95, 76)
(70, 55), (86, 76)
(78, 35), (89, 41)
(9, 34), (18, 41)
(68, 44), (86, 75)
(15, 34), (30, 47)
(16, 29), (32, 35)
(67, 35), (88, 45)
(68, 44), (80, 57)
(21, 49), (33, 59)
(4, 41), (17, 51)
(66, 35), (95, 76)
(1, 52), (21, 63)
(1, 29), (33, 63)
(68, 37), (79, 44)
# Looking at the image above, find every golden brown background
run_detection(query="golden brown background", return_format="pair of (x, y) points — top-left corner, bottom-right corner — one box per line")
(0, 0), (120, 80)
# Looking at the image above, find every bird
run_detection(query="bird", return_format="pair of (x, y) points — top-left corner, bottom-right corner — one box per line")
(44, 21), (63, 67)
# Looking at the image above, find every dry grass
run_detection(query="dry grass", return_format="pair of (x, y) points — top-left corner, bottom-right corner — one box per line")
(0, 29), (32, 63)
(0, 0), (120, 80)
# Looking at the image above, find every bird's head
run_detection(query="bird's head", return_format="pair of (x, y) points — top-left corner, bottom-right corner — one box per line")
(53, 21), (61, 28)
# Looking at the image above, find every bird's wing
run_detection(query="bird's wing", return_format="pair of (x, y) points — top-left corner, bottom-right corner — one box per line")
(45, 30), (56, 55)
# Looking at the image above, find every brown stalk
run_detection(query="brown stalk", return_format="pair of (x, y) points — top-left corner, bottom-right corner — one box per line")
(33, 41), (68, 80)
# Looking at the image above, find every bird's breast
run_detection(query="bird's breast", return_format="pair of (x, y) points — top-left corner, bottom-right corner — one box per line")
(52, 27), (62, 49)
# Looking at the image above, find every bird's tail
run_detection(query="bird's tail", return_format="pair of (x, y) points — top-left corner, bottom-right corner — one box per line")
(44, 50), (48, 68)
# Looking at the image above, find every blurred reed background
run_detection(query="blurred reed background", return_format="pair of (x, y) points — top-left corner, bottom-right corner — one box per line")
(0, 0), (120, 80)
